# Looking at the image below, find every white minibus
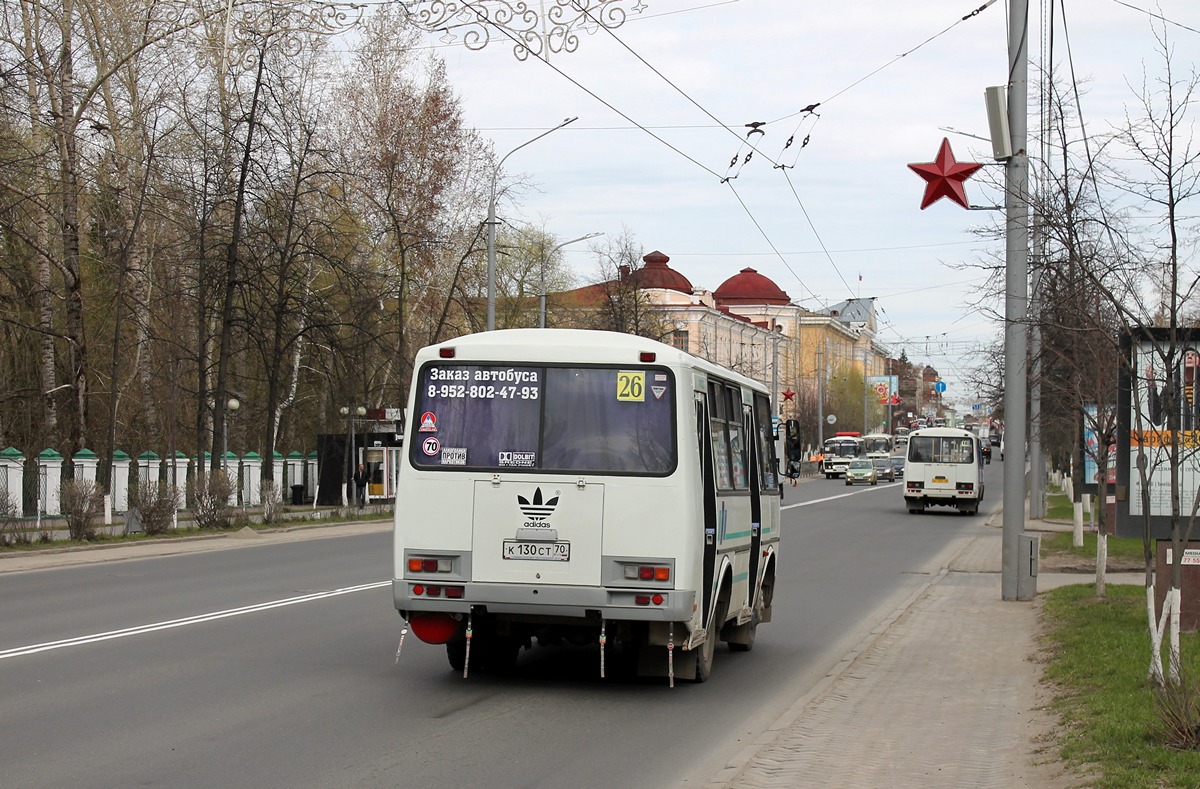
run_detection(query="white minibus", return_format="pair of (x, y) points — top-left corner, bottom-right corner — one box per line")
(902, 427), (985, 515)
(392, 329), (781, 684)
(822, 434), (864, 478)
(862, 432), (893, 455)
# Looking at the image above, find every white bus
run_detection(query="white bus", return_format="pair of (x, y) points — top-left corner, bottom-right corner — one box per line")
(822, 434), (864, 478)
(392, 329), (781, 684)
(862, 432), (893, 456)
(902, 427), (985, 515)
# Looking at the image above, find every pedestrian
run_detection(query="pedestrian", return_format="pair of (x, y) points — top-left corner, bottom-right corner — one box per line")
(353, 463), (369, 508)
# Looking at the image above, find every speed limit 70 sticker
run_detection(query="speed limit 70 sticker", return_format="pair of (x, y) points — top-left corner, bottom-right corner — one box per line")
(421, 436), (440, 456)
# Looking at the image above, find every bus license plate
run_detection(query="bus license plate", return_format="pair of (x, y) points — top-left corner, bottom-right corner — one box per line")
(502, 540), (570, 561)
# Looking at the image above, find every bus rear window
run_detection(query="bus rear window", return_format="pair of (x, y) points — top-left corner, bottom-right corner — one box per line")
(908, 436), (975, 464)
(410, 364), (676, 475)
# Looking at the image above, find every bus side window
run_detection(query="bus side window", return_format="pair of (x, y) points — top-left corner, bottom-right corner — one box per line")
(728, 387), (747, 489)
(707, 381), (732, 489)
(753, 393), (779, 490)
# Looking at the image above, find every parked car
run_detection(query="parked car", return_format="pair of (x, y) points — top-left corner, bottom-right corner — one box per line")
(872, 456), (895, 482)
(889, 455), (905, 478)
(845, 458), (878, 486)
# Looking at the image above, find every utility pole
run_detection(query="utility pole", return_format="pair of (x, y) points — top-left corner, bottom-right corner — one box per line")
(1029, 265), (1045, 517)
(1002, 0), (1031, 601)
(888, 358), (894, 434)
(862, 342), (870, 433)
(817, 339), (825, 446)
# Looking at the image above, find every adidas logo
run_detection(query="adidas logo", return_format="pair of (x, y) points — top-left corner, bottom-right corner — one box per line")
(517, 487), (559, 523)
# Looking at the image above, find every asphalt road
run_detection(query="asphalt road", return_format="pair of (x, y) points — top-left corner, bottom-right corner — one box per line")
(0, 464), (1002, 789)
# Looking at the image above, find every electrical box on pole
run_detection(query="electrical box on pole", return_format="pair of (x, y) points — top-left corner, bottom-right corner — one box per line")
(985, 85), (1013, 160)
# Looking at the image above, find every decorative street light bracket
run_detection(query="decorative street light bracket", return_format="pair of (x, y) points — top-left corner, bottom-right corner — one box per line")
(399, 0), (648, 61)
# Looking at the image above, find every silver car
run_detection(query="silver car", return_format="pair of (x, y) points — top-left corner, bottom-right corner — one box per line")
(845, 458), (877, 486)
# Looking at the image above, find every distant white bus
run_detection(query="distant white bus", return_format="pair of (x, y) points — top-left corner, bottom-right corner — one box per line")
(902, 427), (985, 515)
(862, 432), (893, 455)
(822, 434), (864, 478)
(392, 329), (781, 683)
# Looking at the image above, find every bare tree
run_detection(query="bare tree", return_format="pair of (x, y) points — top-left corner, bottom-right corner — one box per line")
(337, 7), (490, 407)
(583, 228), (671, 341)
(1048, 26), (1200, 685)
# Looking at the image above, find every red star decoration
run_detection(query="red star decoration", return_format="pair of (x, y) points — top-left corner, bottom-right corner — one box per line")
(907, 138), (982, 210)
(782, 388), (795, 402)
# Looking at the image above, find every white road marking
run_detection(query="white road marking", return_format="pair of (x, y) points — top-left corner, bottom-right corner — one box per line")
(782, 482), (901, 510)
(0, 580), (390, 661)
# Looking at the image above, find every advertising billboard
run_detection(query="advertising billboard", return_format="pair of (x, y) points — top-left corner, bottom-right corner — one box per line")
(1115, 328), (1200, 537)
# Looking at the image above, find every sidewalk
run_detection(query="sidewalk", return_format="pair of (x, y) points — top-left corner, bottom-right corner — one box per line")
(0, 518), (393, 574)
(701, 521), (1137, 789)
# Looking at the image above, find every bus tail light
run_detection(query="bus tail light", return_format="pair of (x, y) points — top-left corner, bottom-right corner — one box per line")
(639, 352), (656, 362)
(624, 564), (671, 582)
(411, 584), (464, 598)
(439, 347), (455, 358)
(956, 482), (975, 492)
(634, 594), (666, 606)
(408, 556), (451, 573)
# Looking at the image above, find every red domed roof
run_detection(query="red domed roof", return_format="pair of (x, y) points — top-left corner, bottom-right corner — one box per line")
(631, 251), (693, 294)
(714, 268), (790, 305)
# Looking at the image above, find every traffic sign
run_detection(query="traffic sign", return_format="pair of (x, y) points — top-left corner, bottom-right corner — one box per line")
(934, 381), (947, 393)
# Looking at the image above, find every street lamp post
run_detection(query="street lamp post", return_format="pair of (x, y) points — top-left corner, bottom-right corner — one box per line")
(223, 396), (240, 506)
(223, 397), (240, 477)
(487, 116), (578, 331)
(540, 232), (602, 327)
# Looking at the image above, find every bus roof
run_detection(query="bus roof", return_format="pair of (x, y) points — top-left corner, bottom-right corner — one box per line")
(418, 328), (770, 393)
(908, 427), (978, 438)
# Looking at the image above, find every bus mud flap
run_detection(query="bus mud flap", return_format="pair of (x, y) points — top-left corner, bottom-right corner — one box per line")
(635, 631), (695, 685)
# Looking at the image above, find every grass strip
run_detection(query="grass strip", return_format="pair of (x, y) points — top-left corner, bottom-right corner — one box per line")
(1041, 584), (1200, 787)
(1041, 531), (1147, 563)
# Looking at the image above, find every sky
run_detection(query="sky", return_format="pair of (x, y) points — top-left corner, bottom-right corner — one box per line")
(395, 0), (1199, 404)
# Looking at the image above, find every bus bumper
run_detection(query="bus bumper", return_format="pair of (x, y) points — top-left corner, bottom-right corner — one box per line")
(394, 579), (695, 622)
